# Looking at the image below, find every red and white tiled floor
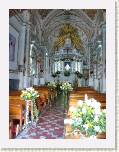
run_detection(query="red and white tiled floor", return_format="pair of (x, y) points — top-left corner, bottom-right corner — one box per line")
(16, 103), (65, 139)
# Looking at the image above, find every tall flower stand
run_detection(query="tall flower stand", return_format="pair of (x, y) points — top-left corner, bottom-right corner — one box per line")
(25, 100), (31, 127)
(31, 101), (34, 123)
(31, 100), (39, 126)
(25, 100), (38, 127)
(62, 91), (69, 113)
(20, 87), (39, 129)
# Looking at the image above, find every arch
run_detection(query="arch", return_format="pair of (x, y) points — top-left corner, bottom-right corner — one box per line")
(43, 9), (94, 29)
(41, 10), (94, 42)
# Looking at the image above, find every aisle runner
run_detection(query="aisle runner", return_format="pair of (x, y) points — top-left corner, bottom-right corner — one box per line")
(16, 105), (65, 139)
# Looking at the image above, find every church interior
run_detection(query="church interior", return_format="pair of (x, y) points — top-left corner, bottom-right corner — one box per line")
(9, 9), (106, 139)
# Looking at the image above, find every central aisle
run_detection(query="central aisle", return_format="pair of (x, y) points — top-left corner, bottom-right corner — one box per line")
(17, 96), (66, 139)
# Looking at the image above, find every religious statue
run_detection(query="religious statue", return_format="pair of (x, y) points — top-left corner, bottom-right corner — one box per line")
(65, 64), (70, 71)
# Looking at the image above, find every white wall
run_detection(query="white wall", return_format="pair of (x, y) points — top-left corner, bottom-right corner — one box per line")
(9, 16), (25, 90)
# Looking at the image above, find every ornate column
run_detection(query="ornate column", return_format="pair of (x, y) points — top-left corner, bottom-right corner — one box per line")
(18, 65), (25, 89)
(18, 13), (27, 90)
(45, 52), (49, 71)
(93, 64), (98, 90)
(102, 24), (106, 93)
(88, 42), (93, 87)
(30, 43), (35, 86)
(33, 57), (39, 86)
(23, 10), (31, 88)
(44, 50), (49, 81)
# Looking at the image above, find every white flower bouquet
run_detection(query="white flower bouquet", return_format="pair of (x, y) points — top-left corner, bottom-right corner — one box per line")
(69, 95), (106, 137)
(21, 87), (40, 124)
(60, 82), (73, 92)
(47, 82), (57, 90)
(20, 87), (39, 101)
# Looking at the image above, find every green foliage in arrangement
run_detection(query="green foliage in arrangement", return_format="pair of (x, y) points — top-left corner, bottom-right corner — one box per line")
(70, 97), (106, 137)
(20, 87), (39, 101)
(20, 87), (40, 122)
(47, 82), (57, 90)
(60, 82), (73, 92)
(47, 81), (73, 93)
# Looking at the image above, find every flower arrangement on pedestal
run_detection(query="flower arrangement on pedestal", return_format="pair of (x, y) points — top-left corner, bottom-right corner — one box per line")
(20, 87), (39, 101)
(20, 87), (39, 126)
(47, 82), (57, 90)
(48, 82), (57, 89)
(60, 82), (73, 110)
(60, 82), (73, 92)
(69, 94), (106, 138)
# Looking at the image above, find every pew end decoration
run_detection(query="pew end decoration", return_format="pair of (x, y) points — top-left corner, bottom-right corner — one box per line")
(20, 87), (40, 127)
(69, 94), (106, 138)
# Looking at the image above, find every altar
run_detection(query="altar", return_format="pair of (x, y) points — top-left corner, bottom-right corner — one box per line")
(50, 38), (83, 85)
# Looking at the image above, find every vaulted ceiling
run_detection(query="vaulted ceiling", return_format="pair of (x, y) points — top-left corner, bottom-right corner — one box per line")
(37, 9), (53, 19)
(82, 9), (97, 20)
(9, 9), (99, 21)
(9, 9), (105, 53)
(9, 9), (26, 17)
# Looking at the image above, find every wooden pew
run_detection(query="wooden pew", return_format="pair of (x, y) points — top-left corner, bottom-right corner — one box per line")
(34, 86), (51, 105)
(69, 98), (106, 110)
(69, 96), (106, 103)
(34, 86), (49, 99)
(9, 91), (26, 138)
(69, 89), (106, 109)
(9, 87), (50, 138)
(65, 87), (106, 139)
(36, 94), (48, 111)
(9, 90), (21, 96)
(9, 96), (25, 128)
